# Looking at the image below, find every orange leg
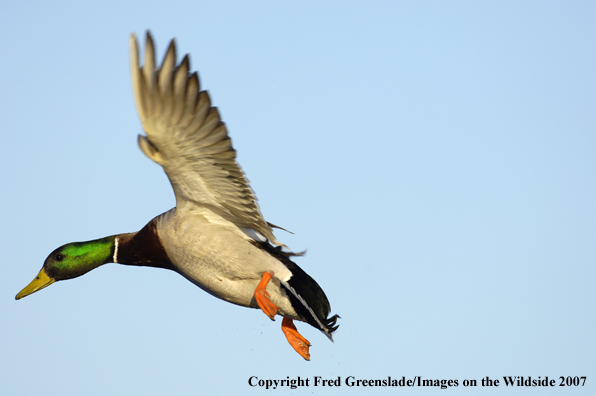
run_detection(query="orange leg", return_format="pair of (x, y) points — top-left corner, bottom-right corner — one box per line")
(254, 271), (278, 320)
(282, 317), (311, 361)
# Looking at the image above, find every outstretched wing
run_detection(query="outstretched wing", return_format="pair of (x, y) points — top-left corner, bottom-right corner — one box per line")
(130, 32), (279, 245)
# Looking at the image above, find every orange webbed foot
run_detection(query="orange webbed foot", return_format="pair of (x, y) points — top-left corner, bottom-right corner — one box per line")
(282, 317), (311, 361)
(254, 271), (279, 320)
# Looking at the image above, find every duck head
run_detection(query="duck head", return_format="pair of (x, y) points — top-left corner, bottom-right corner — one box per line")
(16, 236), (115, 300)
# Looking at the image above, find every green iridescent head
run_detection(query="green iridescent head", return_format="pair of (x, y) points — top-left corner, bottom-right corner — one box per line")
(16, 236), (115, 300)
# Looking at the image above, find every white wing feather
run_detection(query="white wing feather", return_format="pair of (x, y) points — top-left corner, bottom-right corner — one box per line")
(130, 32), (280, 245)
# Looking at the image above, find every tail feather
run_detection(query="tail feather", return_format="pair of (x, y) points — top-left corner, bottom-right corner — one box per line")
(280, 279), (338, 341)
(251, 240), (339, 339)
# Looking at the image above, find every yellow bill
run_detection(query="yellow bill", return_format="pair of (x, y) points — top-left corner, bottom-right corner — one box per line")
(16, 269), (55, 300)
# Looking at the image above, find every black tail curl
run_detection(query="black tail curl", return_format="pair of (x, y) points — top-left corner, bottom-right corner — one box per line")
(251, 240), (339, 339)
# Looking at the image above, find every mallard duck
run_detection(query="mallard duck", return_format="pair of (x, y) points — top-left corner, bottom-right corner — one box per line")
(16, 32), (338, 360)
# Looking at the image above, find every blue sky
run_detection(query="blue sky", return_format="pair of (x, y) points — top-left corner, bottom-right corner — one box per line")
(1, 1), (594, 395)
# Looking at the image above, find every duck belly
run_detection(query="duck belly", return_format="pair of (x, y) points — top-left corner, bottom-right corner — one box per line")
(156, 209), (299, 318)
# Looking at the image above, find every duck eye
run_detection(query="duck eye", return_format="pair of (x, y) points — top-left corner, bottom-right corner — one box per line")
(55, 254), (64, 261)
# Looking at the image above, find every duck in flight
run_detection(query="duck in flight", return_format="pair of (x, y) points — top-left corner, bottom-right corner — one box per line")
(16, 32), (338, 360)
